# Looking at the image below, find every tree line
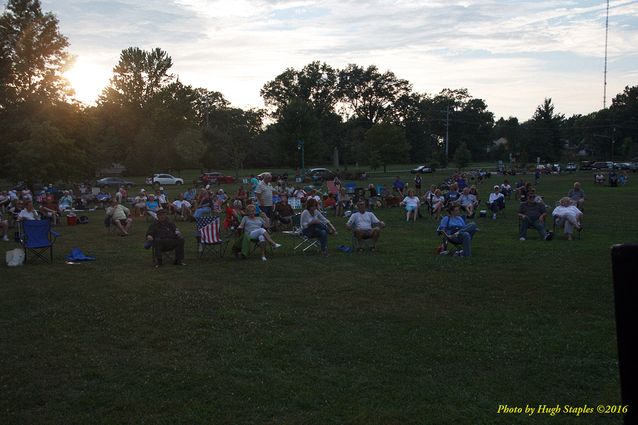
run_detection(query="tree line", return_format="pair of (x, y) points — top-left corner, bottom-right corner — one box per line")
(1, 0), (637, 185)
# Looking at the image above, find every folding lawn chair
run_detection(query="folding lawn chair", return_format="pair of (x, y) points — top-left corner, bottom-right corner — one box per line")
(282, 213), (321, 254)
(20, 220), (60, 263)
(195, 216), (229, 258)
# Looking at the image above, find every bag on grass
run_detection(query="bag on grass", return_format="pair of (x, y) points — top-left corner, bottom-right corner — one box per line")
(6, 248), (25, 267)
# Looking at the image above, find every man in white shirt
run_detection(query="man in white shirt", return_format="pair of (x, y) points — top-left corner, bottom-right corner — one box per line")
(346, 200), (385, 250)
(172, 193), (192, 220)
(255, 173), (274, 219)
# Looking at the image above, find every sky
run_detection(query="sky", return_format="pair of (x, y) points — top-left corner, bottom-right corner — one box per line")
(29, 0), (638, 120)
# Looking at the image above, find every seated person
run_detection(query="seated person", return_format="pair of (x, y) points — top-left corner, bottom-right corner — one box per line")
(236, 186), (248, 203)
(18, 200), (40, 221)
(95, 189), (112, 209)
(106, 199), (133, 236)
(274, 195), (294, 229)
(39, 195), (60, 225)
(145, 194), (162, 219)
(500, 180), (512, 197)
(133, 190), (148, 217)
(58, 191), (74, 212)
(430, 189), (445, 220)
(193, 192), (214, 219)
(224, 199), (244, 230)
(567, 182), (585, 211)
(346, 200), (385, 251)
(217, 189), (228, 204)
(487, 185), (505, 220)
(323, 193), (337, 211)
(0, 211), (9, 241)
(236, 204), (281, 261)
(609, 171), (618, 187)
(437, 204), (479, 257)
(307, 189), (322, 207)
(300, 198), (337, 256)
(145, 209), (185, 266)
(552, 197), (583, 241)
(518, 189), (552, 241)
(444, 183), (461, 205)
(458, 187), (478, 218)
(171, 193), (192, 220)
(400, 190), (420, 222)
(594, 172), (605, 185)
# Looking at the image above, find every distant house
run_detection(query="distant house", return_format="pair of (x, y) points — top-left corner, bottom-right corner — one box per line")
(96, 163), (126, 177)
(486, 137), (508, 153)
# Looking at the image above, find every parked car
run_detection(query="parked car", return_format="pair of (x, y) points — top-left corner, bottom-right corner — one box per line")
(146, 173), (184, 185)
(410, 165), (435, 174)
(615, 162), (631, 170)
(96, 177), (135, 188)
(591, 161), (615, 170)
(308, 168), (336, 182)
(579, 161), (594, 170)
(198, 172), (235, 185)
(629, 162), (638, 172)
(565, 162), (577, 172)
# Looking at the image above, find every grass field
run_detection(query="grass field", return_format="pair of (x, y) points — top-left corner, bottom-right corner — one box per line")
(1, 171), (635, 424)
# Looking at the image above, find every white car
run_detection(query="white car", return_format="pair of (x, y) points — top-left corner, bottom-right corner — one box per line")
(146, 173), (184, 185)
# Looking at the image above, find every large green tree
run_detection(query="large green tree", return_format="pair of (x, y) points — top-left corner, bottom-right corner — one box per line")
(337, 64), (411, 125)
(524, 98), (564, 162)
(0, 0), (72, 108)
(363, 124), (409, 172)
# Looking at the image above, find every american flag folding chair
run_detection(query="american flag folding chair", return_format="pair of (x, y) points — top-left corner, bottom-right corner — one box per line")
(195, 216), (228, 258)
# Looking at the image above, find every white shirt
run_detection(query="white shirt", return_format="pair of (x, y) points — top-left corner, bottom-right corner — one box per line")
(300, 209), (328, 229)
(347, 211), (380, 231)
(402, 196), (420, 208)
(552, 205), (581, 222)
(488, 192), (504, 204)
(18, 209), (39, 220)
(255, 181), (273, 206)
(173, 200), (191, 210)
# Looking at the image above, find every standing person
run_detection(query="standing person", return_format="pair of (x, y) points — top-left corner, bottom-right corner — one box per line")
(145, 210), (186, 266)
(249, 174), (259, 198)
(300, 198), (337, 256)
(534, 168), (541, 185)
(518, 188), (553, 241)
(255, 173), (274, 220)
(437, 204), (479, 257)
(346, 200), (385, 251)
(400, 190), (421, 222)
(393, 176), (406, 198)
(414, 174), (422, 197)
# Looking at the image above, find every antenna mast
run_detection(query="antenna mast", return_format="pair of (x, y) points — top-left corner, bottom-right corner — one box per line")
(603, 0), (610, 108)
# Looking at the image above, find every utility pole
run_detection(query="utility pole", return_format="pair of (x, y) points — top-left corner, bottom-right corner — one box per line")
(297, 140), (305, 182)
(444, 104), (450, 159)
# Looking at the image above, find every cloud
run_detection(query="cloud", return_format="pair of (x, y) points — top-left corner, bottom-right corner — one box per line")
(36, 0), (638, 119)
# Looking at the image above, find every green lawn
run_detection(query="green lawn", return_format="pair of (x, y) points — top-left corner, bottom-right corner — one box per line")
(1, 171), (634, 424)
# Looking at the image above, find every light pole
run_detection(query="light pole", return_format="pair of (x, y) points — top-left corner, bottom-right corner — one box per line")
(297, 140), (305, 182)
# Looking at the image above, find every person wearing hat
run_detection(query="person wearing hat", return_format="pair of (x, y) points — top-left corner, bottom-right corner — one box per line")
(487, 185), (505, 220)
(145, 209), (185, 266)
(134, 189), (147, 217)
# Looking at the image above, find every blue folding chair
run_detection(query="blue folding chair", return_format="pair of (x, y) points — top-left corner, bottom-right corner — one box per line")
(20, 220), (60, 263)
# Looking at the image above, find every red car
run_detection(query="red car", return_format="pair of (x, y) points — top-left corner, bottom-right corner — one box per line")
(199, 172), (235, 184)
